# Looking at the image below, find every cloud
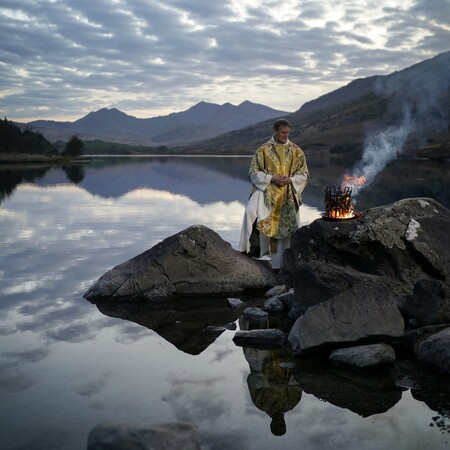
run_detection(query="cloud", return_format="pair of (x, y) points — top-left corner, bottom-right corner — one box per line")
(0, 1), (449, 123)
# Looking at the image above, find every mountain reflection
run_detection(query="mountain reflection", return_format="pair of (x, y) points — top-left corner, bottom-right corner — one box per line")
(1, 155), (448, 209)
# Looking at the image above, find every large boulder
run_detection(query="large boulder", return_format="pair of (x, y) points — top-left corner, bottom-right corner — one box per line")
(285, 197), (450, 314)
(288, 279), (405, 355)
(84, 224), (277, 302)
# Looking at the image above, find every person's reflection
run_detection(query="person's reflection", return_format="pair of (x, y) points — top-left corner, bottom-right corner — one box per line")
(240, 318), (302, 436)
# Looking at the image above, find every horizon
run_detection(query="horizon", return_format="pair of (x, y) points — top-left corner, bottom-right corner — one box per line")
(1, 1), (449, 122)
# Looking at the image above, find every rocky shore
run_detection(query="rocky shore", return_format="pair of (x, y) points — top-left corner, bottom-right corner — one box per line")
(84, 197), (450, 448)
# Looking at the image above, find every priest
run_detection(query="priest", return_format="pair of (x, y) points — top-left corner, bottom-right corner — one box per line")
(239, 119), (309, 269)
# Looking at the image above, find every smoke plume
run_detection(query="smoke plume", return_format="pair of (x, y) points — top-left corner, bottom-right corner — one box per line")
(342, 51), (450, 197)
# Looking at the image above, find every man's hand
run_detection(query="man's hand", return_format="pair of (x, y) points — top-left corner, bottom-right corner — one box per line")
(271, 174), (291, 186)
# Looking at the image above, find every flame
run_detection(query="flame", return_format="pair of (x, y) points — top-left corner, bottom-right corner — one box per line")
(328, 204), (354, 219)
(342, 175), (366, 189)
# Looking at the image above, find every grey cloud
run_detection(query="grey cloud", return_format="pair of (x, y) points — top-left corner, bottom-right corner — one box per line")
(1, 0), (449, 120)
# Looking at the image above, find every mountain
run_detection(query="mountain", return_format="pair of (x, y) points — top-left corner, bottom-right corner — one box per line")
(23, 101), (289, 145)
(187, 50), (450, 156)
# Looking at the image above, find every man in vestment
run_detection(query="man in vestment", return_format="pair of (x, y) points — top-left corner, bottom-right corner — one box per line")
(239, 119), (309, 269)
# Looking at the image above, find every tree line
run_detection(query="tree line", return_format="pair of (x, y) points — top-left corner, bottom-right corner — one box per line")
(0, 118), (85, 157)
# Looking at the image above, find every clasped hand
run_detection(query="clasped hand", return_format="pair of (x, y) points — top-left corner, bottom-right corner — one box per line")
(271, 174), (291, 187)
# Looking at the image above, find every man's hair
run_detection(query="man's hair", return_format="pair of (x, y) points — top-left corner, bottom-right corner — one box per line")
(273, 118), (291, 130)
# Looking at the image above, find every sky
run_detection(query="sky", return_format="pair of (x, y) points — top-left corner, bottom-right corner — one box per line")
(1, 0), (450, 122)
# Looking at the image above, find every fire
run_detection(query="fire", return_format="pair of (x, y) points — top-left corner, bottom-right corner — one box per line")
(342, 175), (366, 189)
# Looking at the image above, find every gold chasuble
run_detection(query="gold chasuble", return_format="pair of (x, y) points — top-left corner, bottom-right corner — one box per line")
(249, 142), (308, 240)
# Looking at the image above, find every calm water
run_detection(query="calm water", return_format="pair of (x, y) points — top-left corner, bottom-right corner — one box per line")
(0, 155), (449, 450)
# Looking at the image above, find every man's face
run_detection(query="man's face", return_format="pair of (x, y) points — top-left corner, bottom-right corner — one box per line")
(274, 125), (290, 144)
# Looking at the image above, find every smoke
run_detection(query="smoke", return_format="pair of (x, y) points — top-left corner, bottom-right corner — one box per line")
(342, 51), (450, 197)
(344, 107), (413, 196)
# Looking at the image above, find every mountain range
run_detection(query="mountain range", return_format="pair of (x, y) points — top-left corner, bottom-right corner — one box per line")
(23, 100), (289, 146)
(21, 50), (450, 156)
(187, 50), (450, 156)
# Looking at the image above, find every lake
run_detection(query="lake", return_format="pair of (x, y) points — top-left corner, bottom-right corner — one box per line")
(0, 155), (449, 450)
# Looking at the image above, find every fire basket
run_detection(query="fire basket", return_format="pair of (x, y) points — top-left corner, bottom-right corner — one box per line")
(323, 185), (355, 220)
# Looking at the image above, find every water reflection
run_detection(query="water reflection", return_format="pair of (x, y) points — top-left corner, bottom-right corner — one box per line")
(244, 346), (302, 436)
(94, 298), (248, 355)
(0, 155), (448, 210)
(0, 156), (449, 450)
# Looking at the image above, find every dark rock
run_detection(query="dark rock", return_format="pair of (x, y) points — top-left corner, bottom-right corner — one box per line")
(265, 285), (289, 298)
(243, 307), (268, 322)
(87, 422), (200, 450)
(233, 329), (286, 349)
(84, 224), (277, 302)
(288, 279), (405, 355)
(405, 324), (450, 354)
(227, 297), (244, 309)
(330, 343), (396, 369)
(263, 296), (286, 313)
(402, 279), (450, 326)
(278, 289), (295, 309)
(417, 327), (450, 375)
(285, 198), (450, 313)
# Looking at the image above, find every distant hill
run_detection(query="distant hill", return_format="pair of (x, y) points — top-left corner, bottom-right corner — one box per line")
(22, 101), (289, 145)
(187, 50), (450, 156)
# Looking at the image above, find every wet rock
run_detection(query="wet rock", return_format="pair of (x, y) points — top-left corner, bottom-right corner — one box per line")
(233, 329), (286, 349)
(84, 225), (277, 302)
(87, 422), (200, 450)
(243, 307), (268, 322)
(288, 279), (405, 355)
(417, 327), (450, 375)
(330, 343), (396, 369)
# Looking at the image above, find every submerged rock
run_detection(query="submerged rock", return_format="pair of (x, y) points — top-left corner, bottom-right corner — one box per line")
(84, 224), (277, 302)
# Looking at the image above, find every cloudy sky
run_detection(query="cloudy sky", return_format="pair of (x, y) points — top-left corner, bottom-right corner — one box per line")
(1, 0), (449, 122)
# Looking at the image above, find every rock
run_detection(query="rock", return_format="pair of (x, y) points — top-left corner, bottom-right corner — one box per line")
(87, 422), (200, 450)
(84, 225), (277, 302)
(265, 285), (289, 298)
(278, 289), (295, 310)
(288, 279), (405, 355)
(417, 327), (450, 375)
(233, 329), (286, 349)
(263, 296), (286, 313)
(243, 307), (268, 322)
(227, 297), (244, 309)
(401, 279), (450, 326)
(330, 343), (396, 369)
(285, 198), (450, 313)
(405, 324), (450, 354)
